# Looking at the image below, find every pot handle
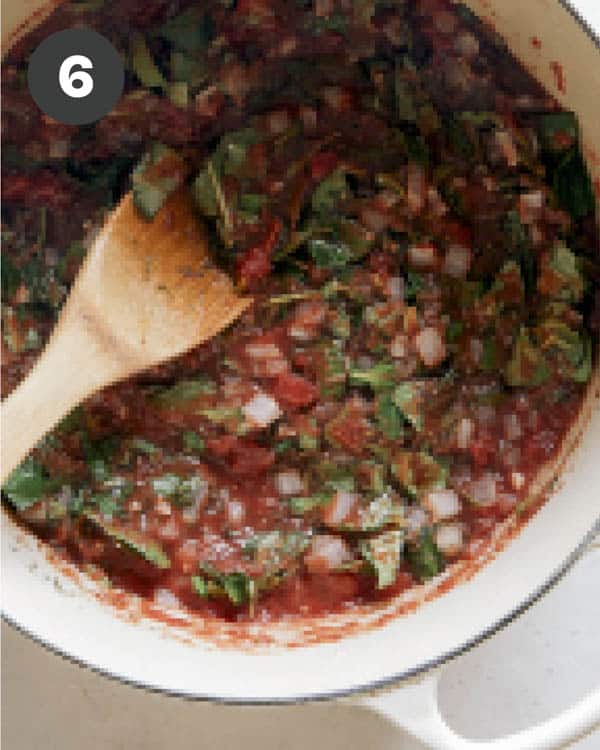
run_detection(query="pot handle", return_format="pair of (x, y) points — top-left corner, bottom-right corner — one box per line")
(359, 670), (600, 749)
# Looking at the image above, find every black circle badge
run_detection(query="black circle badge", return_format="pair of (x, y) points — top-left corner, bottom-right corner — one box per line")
(28, 29), (124, 125)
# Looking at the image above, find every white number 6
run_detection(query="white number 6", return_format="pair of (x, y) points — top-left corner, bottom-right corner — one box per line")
(59, 54), (94, 99)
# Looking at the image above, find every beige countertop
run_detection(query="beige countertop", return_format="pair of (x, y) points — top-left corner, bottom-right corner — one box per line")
(3, 543), (599, 750)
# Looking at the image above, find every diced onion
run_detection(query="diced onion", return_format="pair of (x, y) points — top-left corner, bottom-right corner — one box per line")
(511, 472), (526, 491)
(154, 588), (181, 610)
(304, 534), (352, 574)
(470, 337), (483, 365)
(408, 243), (437, 269)
(155, 499), (172, 516)
(406, 506), (429, 536)
(49, 139), (70, 159)
(427, 187), (448, 218)
(500, 443), (521, 469)
(220, 62), (251, 106)
(386, 276), (405, 300)
(321, 85), (352, 111)
(519, 190), (544, 225)
(469, 473), (497, 505)
(415, 327), (446, 367)
(182, 489), (207, 523)
(226, 499), (245, 526)
(246, 342), (282, 359)
(476, 405), (496, 425)
(494, 130), (519, 168)
(360, 206), (389, 232)
(425, 489), (461, 520)
(435, 524), (463, 556)
(300, 105), (317, 130)
(497, 492), (518, 514)
(503, 413), (522, 441)
(242, 391), (281, 427)
(245, 341), (288, 375)
(273, 35), (298, 58)
(456, 417), (475, 450)
(275, 470), (305, 496)
(390, 332), (408, 359)
(443, 244), (471, 278)
(324, 490), (359, 525)
(454, 31), (480, 58)
(266, 109), (290, 135)
(158, 517), (179, 540)
(264, 358), (288, 375)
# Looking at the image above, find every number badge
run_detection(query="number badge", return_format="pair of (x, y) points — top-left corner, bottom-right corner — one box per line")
(28, 29), (124, 125)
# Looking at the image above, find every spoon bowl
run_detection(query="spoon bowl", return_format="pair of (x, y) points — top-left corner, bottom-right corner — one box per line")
(0, 189), (251, 483)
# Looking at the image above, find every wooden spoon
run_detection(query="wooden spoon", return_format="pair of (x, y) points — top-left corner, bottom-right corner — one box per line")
(0, 189), (251, 484)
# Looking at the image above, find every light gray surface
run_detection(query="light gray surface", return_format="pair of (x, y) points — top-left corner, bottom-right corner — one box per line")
(2, 546), (598, 749)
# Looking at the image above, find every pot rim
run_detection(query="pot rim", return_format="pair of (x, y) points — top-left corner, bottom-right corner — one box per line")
(3, 516), (600, 705)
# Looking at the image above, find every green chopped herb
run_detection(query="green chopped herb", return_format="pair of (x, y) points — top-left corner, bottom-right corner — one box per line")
(350, 362), (396, 392)
(552, 148), (595, 221)
(392, 450), (447, 499)
(239, 192), (267, 216)
(360, 529), (404, 588)
(393, 382), (423, 431)
(320, 341), (347, 397)
(167, 81), (188, 107)
(183, 431), (205, 454)
(376, 391), (404, 439)
(537, 112), (578, 152)
(505, 328), (551, 387)
(481, 337), (497, 372)
(446, 320), (464, 344)
(158, 8), (215, 53)
(152, 474), (207, 505)
(89, 493), (123, 519)
(329, 308), (351, 339)
(130, 438), (158, 455)
(308, 237), (353, 269)
(154, 377), (216, 404)
(191, 575), (210, 597)
(2, 458), (59, 511)
(243, 530), (309, 574)
(405, 271), (424, 303)
(289, 493), (331, 515)
(132, 144), (184, 219)
(85, 512), (171, 569)
(359, 493), (403, 532)
(130, 33), (167, 90)
(311, 168), (349, 214)
(170, 50), (206, 86)
(407, 528), (444, 581)
(536, 320), (593, 383)
(395, 61), (417, 122)
(222, 573), (254, 606)
(538, 243), (585, 303)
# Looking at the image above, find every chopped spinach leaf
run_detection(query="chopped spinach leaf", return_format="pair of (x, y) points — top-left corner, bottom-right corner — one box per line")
(407, 528), (444, 581)
(3, 459), (58, 511)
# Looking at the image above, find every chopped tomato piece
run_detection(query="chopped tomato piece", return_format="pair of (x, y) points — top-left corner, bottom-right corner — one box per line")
(271, 372), (318, 409)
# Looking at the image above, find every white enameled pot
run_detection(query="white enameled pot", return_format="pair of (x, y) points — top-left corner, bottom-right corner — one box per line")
(2, 1), (600, 747)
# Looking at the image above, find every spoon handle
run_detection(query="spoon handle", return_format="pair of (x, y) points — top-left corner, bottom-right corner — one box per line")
(1, 299), (125, 485)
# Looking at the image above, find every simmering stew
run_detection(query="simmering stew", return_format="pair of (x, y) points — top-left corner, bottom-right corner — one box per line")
(2, 0), (598, 621)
